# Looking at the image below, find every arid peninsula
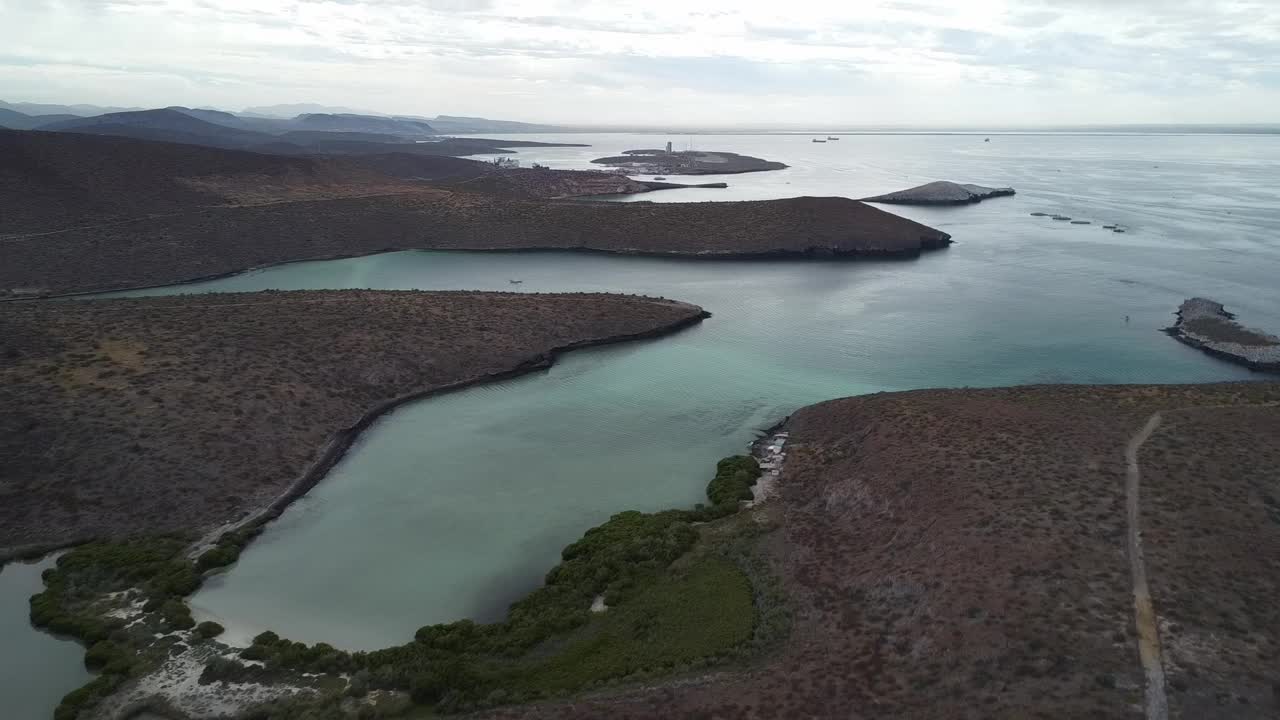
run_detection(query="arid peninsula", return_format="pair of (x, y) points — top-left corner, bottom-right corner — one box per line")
(0, 130), (949, 295)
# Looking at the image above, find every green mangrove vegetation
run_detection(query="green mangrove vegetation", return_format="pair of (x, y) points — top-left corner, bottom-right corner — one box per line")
(25, 454), (787, 719)
(28, 530), (262, 720)
(706, 454), (764, 505)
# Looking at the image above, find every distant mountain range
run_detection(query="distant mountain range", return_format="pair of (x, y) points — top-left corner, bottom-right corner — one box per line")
(0, 107), (80, 130)
(239, 104), (564, 133)
(0, 99), (568, 142)
(0, 100), (145, 117)
(0, 101), (584, 159)
(241, 103), (383, 118)
(35, 108), (279, 150)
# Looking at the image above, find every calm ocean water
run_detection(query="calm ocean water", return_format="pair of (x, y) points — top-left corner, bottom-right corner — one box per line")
(7, 132), (1279, 714)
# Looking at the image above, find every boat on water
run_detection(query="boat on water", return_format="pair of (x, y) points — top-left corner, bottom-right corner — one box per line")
(654, 177), (667, 180)
(812, 138), (826, 143)
(827, 136), (839, 140)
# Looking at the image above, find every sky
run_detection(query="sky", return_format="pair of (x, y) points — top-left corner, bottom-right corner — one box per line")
(2, 0), (1279, 126)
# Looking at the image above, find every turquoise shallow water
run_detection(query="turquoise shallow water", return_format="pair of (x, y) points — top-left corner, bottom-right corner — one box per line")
(6, 132), (1280, 714)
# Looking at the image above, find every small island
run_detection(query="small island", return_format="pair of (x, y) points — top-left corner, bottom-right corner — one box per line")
(1164, 297), (1280, 373)
(863, 180), (1015, 205)
(590, 149), (788, 175)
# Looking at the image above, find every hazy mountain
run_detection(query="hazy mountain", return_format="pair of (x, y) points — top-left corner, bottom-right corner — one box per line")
(425, 115), (563, 134)
(279, 130), (408, 144)
(0, 100), (143, 117)
(294, 113), (436, 136)
(167, 106), (251, 127)
(241, 103), (379, 118)
(0, 108), (80, 130)
(167, 106), (295, 134)
(36, 108), (283, 150)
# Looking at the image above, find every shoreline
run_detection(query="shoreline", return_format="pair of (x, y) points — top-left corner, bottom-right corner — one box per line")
(0, 293), (711, 561)
(6, 242), (950, 302)
(0, 294), (710, 561)
(185, 304), (712, 555)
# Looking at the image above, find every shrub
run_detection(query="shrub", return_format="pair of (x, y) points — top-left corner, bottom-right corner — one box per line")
(201, 656), (250, 684)
(346, 669), (371, 697)
(83, 641), (133, 673)
(54, 674), (125, 720)
(706, 456), (761, 506)
(409, 658), (477, 705)
(253, 630), (281, 646)
(196, 545), (241, 572)
(160, 599), (195, 630)
(240, 644), (268, 661)
(195, 620), (225, 639)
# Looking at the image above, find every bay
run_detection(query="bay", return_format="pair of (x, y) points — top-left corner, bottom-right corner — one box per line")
(7, 132), (1277, 718)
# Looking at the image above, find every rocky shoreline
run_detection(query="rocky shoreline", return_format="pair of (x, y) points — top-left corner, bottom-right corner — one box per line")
(1163, 297), (1280, 373)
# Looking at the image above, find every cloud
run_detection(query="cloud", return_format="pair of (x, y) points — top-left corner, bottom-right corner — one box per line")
(0, 0), (1277, 124)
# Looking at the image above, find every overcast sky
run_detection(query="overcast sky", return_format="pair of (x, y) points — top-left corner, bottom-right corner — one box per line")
(2, 0), (1279, 126)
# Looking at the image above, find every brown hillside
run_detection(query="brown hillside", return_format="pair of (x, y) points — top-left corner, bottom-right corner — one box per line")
(0, 129), (423, 233)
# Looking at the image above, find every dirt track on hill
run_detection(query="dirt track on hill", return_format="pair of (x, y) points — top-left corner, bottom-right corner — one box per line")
(1125, 412), (1169, 720)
